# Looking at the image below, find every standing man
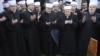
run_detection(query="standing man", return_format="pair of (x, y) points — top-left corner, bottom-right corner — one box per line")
(40, 3), (58, 56)
(18, 0), (27, 12)
(0, 1), (9, 56)
(21, 0), (40, 56)
(58, 6), (78, 56)
(53, 1), (62, 17)
(4, 0), (26, 56)
(77, 1), (100, 56)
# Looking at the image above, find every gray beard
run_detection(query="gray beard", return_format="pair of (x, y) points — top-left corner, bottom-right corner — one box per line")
(89, 12), (95, 15)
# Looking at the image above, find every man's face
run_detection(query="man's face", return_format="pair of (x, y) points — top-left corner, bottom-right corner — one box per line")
(9, 5), (16, 12)
(89, 5), (96, 14)
(20, 4), (26, 10)
(35, 5), (41, 11)
(82, 3), (87, 9)
(45, 7), (52, 13)
(28, 3), (34, 11)
(59, 1), (63, 5)
(71, 4), (77, 10)
(64, 9), (71, 16)
(53, 5), (59, 11)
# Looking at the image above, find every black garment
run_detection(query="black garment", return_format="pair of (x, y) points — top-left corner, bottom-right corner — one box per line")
(58, 13), (78, 55)
(40, 11), (58, 55)
(96, 8), (100, 13)
(77, 13), (100, 56)
(77, 9), (88, 20)
(94, 8), (100, 56)
(4, 10), (26, 56)
(0, 12), (9, 56)
(22, 10), (40, 56)
(53, 11), (63, 18)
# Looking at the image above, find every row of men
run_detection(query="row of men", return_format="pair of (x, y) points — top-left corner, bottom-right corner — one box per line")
(0, 0), (100, 56)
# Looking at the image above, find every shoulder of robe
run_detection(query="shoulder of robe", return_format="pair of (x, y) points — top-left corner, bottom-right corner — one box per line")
(83, 12), (88, 16)
(96, 13), (100, 18)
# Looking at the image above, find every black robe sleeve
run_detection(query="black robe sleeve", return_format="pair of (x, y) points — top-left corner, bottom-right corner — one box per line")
(22, 11), (37, 27)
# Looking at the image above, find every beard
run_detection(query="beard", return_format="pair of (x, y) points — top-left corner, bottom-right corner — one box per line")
(89, 11), (95, 15)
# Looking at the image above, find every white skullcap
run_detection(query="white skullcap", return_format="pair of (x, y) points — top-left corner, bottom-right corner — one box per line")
(64, 6), (72, 10)
(45, 3), (53, 8)
(53, 1), (59, 6)
(71, 1), (77, 5)
(26, 0), (34, 5)
(2, 2), (9, 8)
(18, 1), (26, 5)
(8, 0), (16, 5)
(89, 1), (98, 7)
(34, 2), (40, 6)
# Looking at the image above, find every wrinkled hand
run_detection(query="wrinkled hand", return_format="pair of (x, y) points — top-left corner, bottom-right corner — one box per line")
(68, 19), (73, 24)
(30, 15), (36, 21)
(81, 9), (85, 13)
(46, 21), (51, 25)
(52, 20), (57, 24)
(37, 14), (41, 19)
(82, 16), (86, 23)
(12, 19), (18, 24)
(91, 16), (96, 23)
(65, 20), (69, 24)
(65, 19), (73, 24)
(0, 16), (6, 22)
(20, 19), (24, 23)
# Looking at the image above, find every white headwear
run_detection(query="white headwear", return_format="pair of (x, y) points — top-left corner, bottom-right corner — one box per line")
(18, 1), (26, 5)
(26, 0), (34, 5)
(71, 1), (77, 5)
(89, 0), (98, 6)
(8, 0), (16, 5)
(53, 1), (59, 6)
(34, 2), (40, 6)
(45, 3), (53, 8)
(89, 1), (98, 7)
(2, 2), (9, 8)
(64, 6), (72, 10)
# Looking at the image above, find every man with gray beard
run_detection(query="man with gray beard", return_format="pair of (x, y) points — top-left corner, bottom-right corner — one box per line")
(77, 1), (100, 56)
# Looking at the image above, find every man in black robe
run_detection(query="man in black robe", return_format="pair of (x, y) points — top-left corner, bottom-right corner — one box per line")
(77, 1), (100, 56)
(18, 0), (27, 12)
(39, 3), (58, 56)
(52, 1), (63, 18)
(21, 0), (40, 56)
(4, 0), (26, 56)
(0, 2), (9, 56)
(78, 2), (88, 20)
(58, 6), (78, 56)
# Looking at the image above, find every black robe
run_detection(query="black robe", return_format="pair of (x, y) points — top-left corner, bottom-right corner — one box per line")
(40, 11), (58, 55)
(58, 13), (78, 55)
(96, 8), (100, 56)
(4, 10), (26, 56)
(0, 12), (9, 56)
(22, 10), (40, 56)
(77, 12), (100, 56)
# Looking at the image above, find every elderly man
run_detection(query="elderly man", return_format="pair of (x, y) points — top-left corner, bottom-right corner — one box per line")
(77, 1), (100, 56)
(58, 5), (78, 56)
(3, 0), (27, 56)
(21, 0), (40, 56)
(40, 3), (58, 56)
